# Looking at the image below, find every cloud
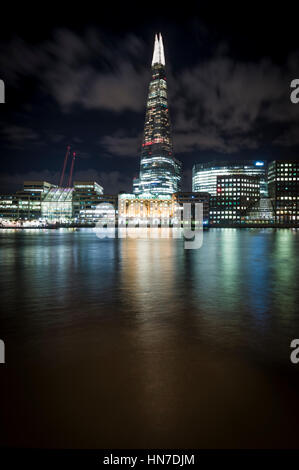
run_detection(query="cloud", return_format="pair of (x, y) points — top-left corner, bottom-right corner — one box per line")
(169, 51), (299, 153)
(99, 132), (142, 157)
(0, 124), (41, 149)
(1, 28), (299, 155)
(0, 28), (149, 113)
(0, 124), (83, 151)
(1, 125), (39, 143)
(47, 133), (65, 143)
(273, 125), (299, 147)
(173, 129), (258, 154)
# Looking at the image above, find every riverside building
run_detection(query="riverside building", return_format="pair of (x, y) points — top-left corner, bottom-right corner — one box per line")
(0, 180), (111, 225)
(210, 174), (260, 226)
(268, 160), (299, 225)
(133, 33), (182, 197)
(192, 160), (267, 197)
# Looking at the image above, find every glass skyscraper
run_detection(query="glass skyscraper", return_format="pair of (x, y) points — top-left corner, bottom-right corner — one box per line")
(133, 33), (182, 197)
(192, 160), (268, 196)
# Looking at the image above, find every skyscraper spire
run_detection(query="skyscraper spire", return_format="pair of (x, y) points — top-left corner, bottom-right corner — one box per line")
(159, 33), (165, 66)
(133, 34), (182, 197)
(151, 32), (166, 66)
(152, 34), (159, 65)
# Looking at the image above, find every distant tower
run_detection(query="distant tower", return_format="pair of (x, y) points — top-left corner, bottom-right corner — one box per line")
(133, 33), (182, 197)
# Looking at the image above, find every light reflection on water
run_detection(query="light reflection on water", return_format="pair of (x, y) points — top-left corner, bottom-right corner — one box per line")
(1, 228), (299, 448)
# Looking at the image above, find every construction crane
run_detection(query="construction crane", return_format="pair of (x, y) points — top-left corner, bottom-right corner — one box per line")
(59, 145), (71, 187)
(68, 151), (76, 188)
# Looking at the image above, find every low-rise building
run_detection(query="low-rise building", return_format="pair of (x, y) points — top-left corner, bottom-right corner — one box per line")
(244, 197), (275, 225)
(41, 187), (74, 222)
(72, 182), (120, 223)
(118, 194), (173, 221)
(172, 192), (210, 225)
(0, 195), (18, 220)
(0, 181), (56, 221)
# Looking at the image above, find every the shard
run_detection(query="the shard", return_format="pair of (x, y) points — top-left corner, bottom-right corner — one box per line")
(133, 33), (182, 197)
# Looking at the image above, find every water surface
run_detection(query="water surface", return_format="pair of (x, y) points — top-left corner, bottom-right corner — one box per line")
(1, 228), (299, 448)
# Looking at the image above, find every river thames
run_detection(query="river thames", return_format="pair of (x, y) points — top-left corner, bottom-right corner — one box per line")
(1, 228), (299, 448)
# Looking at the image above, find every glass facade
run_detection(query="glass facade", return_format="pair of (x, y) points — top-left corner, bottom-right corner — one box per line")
(134, 33), (182, 197)
(0, 181), (56, 222)
(41, 187), (74, 222)
(0, 180), (109, 224)
(192, 160), (267, 197)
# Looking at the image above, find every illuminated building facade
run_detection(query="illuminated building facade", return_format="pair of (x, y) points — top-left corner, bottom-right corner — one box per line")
(210, 175), (260, 225)
(118, 194), (173, 220)
(16, 181), (55, 220)
(118, 191), (210, 226)
(192, 160), (267, 197)
(172, 192), (210, 225)
(0, 180), (109, 225)
(0, 195), (18, 219)
(268, 160), (299, 224)
(41, 187), (74, 222)
(22, 181), (54, 193)
(72, 181), (109, 222)
(0, 181), (57, 223)
(134, 33), (182, 197)
(244, 197), (275, 225)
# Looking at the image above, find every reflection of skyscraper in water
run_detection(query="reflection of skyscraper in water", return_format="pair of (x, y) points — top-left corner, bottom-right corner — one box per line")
(118, 239), (185, 434)
(119, 239), (177, 319)
(133, 34), (182, 197)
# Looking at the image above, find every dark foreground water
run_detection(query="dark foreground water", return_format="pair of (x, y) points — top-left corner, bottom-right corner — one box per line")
(1, 228), (299, 448)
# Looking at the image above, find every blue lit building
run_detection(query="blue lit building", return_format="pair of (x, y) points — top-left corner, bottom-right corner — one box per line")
(192, 160), (268, 197)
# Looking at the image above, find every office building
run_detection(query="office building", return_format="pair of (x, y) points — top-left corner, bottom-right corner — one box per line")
(268, 160), (299, 224)
(0, 180), (108, 225)
(244, 197), (275, 225)
(41, 187), (74, 222)
(134, 33), (182, 197)
(0, 195), (18, 220)
(210, 174), (260, 225)
(192, 160), (267, 197)
(72, 181), (107, 222)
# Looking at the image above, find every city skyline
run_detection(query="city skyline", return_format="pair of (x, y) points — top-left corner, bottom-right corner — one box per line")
(1, 31), (299, 228)
(1, 6), (299, 195)
(2, 3), (299, 455)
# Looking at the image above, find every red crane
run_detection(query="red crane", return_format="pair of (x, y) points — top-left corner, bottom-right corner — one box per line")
(59, 145), (71, 187)
(68, 151), (76, 188)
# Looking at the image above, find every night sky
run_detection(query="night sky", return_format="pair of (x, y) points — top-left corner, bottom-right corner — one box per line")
(1, 2), (299, 194)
